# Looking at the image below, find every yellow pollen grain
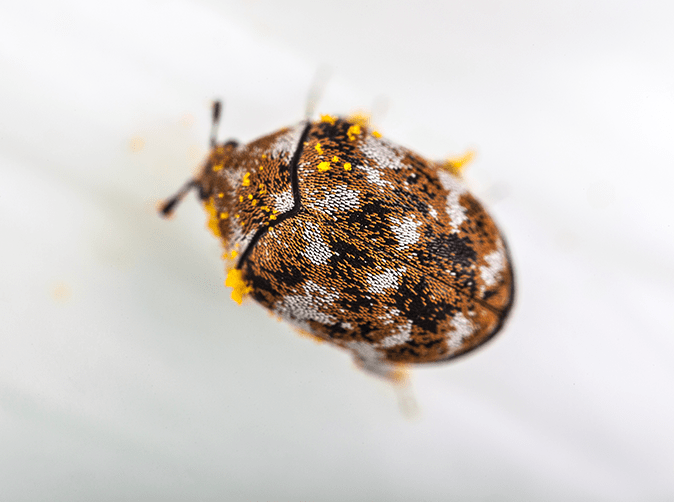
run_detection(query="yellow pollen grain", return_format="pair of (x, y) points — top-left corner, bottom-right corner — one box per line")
(262, 206), (270, 212)
(230, 250), (238, 259)
(332, 156), (339, 162)
(203, 200), (221, 238)
(315, 142), (323, 155)
(235, 214), (240, 218)
(219, 212), (229, 219)
(217, 192), (224, 198)
(242, 172), (251, 187)
(317, 161), (331, 172)
(261, 154), (266, 159)
(347, 124), (361, 141)
(320, 114), (337, 125)
(344, 162), (352, 171)
(225, 268), (251, 305)
(372, 130), (382, 138)
(212, 164), (224, 172)
(269, 214), (277, 221)
(248, 194), (253, 199)
(443, 150), (475, 176)
(239, 195), (243, 202)
(252, 199), (258, 206)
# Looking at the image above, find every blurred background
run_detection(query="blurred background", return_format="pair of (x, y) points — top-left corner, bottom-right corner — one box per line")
(2, 0), (673, 500)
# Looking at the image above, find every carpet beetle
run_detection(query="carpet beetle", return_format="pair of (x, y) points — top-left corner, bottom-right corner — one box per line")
(161, 101), (514, 381)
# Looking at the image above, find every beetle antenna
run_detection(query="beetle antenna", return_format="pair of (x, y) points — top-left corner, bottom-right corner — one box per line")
(210, 100), (222, 147)
(305, 66), (331, 119)
(161, 102), (220, 217)
(160, 179), (201, 217)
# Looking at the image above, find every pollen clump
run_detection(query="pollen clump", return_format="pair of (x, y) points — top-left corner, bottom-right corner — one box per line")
(344, 162), (352, 171)
(347, 124), (361, 141)
(242, 172), (251, 186)
(317, 161), (331, 172)
(225, 268), (251, 305)
(203, 199), (221, 237)
(320, 114), (337, 125)
(212, 163), (224, 172)
(315, 142), (324, 155)
(372, 130), (382, 138)
(442, 150), (475, 177)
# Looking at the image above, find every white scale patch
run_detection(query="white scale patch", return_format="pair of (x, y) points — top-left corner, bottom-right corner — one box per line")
(378, 312), (394, 326)
(360, 134), (404, 170)
(302, 221), (332, 265)
(390, 215), (422, 249)
(480, 240), (506, 294)
(274, 280), (339, 331)
(270, 124), (304, 160)
(436, 170), (468, 232)
(446, 312), (475, 351)
(305, 184), (360, 215)
(366, 267), (407, 294)
(358, 164), (393, 191)
(272, 188), (294, 213)
(379, 319), (413, 348)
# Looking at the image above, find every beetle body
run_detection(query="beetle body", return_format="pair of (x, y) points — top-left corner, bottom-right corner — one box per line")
(163, 111), (514, 379)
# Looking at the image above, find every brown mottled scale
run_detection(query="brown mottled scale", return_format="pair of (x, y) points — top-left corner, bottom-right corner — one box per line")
(196, 117), (514, 379)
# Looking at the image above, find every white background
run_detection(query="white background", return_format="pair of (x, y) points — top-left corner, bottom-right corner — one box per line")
(2, 0), (673, 500)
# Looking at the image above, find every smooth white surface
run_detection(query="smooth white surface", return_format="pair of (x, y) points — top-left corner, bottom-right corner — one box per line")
(2, 0), (673, 500)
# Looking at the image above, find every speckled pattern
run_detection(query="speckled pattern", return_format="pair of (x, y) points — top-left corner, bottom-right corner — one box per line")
(194, 117), (514, 378)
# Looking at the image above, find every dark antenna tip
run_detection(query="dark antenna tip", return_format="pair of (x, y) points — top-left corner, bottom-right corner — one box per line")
(210, 100), (223, 148)
(160, 198), (178, 217)
(159, 180), (200, 217)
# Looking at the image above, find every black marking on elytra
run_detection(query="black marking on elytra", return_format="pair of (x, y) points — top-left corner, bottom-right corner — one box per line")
(236, 122), (312, 269)
(394, 275), (452, 335)
(392, 187), (430, 215)
(427, 234), (477, 269)
(331, 238), (377, 269)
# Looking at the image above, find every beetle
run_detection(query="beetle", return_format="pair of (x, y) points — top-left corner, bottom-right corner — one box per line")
(161, 101), (514, 381)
